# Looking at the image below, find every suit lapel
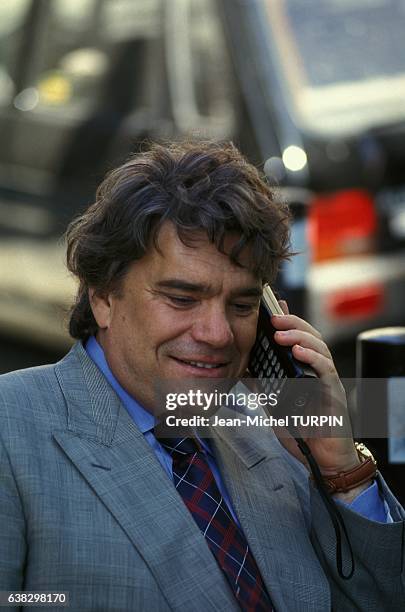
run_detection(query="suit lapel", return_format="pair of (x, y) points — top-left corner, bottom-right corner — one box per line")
(53, 344), (238, 612)
(53, 344), (331, 612)
(211, 421), (331, 612)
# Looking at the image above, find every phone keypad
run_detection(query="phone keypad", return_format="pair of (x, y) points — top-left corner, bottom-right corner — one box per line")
(250, 330), (287, 395)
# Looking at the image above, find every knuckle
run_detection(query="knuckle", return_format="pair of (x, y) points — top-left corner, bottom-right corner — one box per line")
(320, 340), (331, 356)
(327, 361), (337, 376)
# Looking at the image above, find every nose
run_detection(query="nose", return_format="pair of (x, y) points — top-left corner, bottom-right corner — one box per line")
(190, 303), (234, 349)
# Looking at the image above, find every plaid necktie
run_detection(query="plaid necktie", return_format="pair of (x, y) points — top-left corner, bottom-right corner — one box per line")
(157, 435), (274, 612)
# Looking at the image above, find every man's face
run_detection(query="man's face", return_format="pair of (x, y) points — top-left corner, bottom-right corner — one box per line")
(91, 222), (263, 411)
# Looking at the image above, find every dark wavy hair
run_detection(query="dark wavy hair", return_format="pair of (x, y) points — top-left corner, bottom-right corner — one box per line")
(66, 140), (292, 340)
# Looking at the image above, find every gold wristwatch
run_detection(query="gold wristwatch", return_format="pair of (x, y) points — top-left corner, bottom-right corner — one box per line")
(322, 443), (377, 494)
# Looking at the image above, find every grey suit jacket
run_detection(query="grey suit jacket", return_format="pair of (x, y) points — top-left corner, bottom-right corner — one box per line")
(0, 342), (404, 611)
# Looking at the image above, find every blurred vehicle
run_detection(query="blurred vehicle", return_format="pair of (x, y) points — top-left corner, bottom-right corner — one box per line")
(1, 0), (405, 350)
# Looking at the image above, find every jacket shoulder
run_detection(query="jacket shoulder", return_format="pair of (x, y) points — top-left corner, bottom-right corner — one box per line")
(0, 361), (60, 399)
(0, 351), (74, 430)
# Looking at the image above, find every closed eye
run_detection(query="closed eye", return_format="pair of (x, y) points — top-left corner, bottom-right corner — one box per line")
(166, 295), (197, 307)
(232, 303), (259, 315)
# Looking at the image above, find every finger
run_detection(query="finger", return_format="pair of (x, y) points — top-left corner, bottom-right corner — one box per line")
(291, 344), (338, 378)
(271, 313), (323, 339)
(274, 329), (332, 360)
(278, 299), (289, 315)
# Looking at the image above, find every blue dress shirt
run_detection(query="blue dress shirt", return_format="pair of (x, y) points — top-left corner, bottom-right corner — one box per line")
(85, 336), (240, 523)
(85, 336), (390, 524)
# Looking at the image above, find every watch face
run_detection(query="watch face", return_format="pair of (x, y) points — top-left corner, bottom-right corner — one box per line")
(355, 442), (376, 463)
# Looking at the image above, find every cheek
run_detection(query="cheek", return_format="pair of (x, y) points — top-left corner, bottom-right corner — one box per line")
(234, 318), (259, 354)
(146, 306), (194, 346)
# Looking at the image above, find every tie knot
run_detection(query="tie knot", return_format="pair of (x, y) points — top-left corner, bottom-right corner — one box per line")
(156, 436), (201, 458)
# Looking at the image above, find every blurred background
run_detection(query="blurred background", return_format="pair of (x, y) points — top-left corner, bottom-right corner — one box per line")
(1, 0), (405, 501)
(1, 0), (405, 373)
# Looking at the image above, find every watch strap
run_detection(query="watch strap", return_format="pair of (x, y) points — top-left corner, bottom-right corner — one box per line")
(322, 456), (377, 493)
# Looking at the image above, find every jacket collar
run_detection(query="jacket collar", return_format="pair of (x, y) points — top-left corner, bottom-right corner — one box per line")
(53, 342), (330, 612)
(54, 343), (239, 611)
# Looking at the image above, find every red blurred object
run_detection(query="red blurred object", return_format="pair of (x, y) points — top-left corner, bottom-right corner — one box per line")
(308, 189), (377, 262)
(328, 284), (385, 320)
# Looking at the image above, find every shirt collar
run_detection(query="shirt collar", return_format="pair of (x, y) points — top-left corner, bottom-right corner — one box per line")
(84, 335), (156, 435)
(84, 336), (213, 456)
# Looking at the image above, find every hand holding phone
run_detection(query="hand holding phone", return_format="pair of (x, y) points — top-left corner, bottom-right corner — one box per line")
(248, 285), (317, 415)
(248, 286), (356, 580)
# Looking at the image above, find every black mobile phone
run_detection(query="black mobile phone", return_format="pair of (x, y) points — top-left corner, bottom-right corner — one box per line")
(248, 285), (317, 414)
(249, 287), (355, 580)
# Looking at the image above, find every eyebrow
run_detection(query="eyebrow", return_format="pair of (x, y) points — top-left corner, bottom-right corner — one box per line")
(155, 279), (263, 298)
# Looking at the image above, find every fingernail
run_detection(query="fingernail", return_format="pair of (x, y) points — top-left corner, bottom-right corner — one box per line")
(295, 344), (305, 352)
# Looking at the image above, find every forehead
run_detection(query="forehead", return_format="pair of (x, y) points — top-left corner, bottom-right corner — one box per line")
(138, 221), (259, 286)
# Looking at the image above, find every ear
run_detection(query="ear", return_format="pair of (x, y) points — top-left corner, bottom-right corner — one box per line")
(88, 288), (113, 329)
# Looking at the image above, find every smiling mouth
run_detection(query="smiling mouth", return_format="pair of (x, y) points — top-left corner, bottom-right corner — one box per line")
(171, 357), (228, 370)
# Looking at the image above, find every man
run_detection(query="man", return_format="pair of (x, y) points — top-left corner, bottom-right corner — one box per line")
(0, 141), (404, 611)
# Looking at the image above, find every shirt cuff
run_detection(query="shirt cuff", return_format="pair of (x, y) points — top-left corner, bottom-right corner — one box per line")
(336, 480), (393, 523)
